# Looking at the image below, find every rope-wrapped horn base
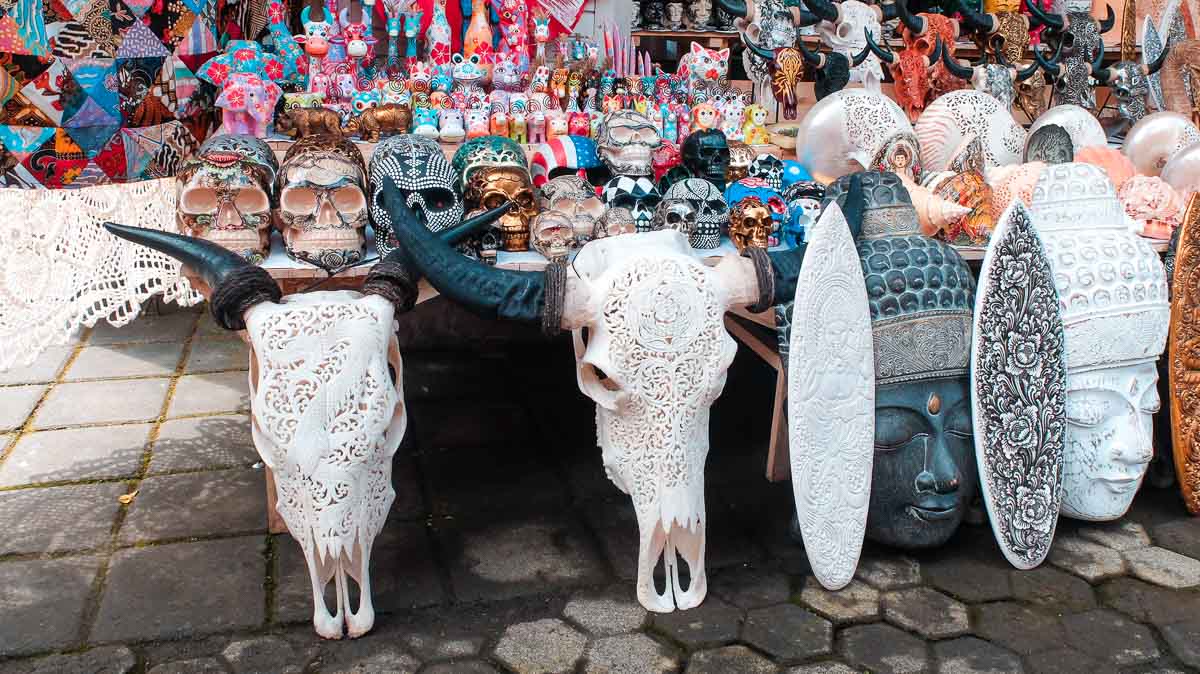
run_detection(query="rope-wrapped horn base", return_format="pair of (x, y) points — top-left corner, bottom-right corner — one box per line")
(742, 246), (775, 314)
(363, 256), (420, 314)
(542, 259), (568, 337)
(210, 265), (283, 332)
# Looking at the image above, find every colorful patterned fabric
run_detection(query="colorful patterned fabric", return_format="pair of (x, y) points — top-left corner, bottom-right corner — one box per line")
(0, 0), (221, 188)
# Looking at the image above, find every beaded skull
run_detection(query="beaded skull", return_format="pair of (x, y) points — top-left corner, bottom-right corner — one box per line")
(368, 134), (461, 256)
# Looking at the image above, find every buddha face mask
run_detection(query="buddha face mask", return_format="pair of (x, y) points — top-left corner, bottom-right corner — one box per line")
(277, 135), (368, 272)
(177, 134), (278, 264)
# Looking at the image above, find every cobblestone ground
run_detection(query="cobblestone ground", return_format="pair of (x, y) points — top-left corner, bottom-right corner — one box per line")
(2, 304), (1200, 673)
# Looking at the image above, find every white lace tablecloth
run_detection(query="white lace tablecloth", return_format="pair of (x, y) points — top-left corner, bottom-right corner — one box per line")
(0, 179), (201, 371)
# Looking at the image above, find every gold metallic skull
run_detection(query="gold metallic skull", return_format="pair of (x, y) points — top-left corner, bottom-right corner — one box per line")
(466, 166), (538, 251)
(729, 197), (773, 251)
(727, 142), (756, 184)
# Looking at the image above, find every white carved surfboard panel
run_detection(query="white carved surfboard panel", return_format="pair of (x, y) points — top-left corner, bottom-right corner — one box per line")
(970, 201), (1068, 570)
(787, 202), (875, 590)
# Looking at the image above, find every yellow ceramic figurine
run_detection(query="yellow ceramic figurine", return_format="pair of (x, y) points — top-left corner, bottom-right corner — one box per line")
(742, 104), (770, 145)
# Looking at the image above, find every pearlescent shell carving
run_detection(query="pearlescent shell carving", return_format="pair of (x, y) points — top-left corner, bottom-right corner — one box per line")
(1162, 142), (1200, 199)
(1123, 111), (1200, 177)
(797, 90), (914, 184)
(914, 90), (1026, 174)
(1169, 195), (1200, 515)
(971, 201), (1067, 569)
(1029, 105), (1108, 152)
(787, 203), (874, 591)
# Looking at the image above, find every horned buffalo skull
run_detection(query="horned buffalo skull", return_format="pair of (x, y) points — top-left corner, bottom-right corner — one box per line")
(102, 208), (508, 640)
(1091, 48), (1170, 125)
(864, 29), (944, 120)
(377, 165), (869, 612)
(940, 38), (1046, 110)
(1028, 2), (1116, 109)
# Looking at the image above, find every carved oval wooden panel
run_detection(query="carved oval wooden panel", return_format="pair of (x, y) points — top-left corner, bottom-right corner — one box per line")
(971, 201), (1068, 570)
(1170, 194), (1200, 515)
(787, 203), (875, 590)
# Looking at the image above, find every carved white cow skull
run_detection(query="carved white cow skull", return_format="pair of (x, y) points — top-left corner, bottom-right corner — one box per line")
(245, 291), (406, 639)
(570, 231), (738, 612)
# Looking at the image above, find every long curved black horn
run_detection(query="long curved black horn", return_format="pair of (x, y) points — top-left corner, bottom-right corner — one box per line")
(1146, 43), (1170, 75)
(1035, 43), (1063, 76)
(798, 37), (824, 64)
(742, 34), (776, 60)
(878, 1), (898, 21)
(1098, 4), (1115, 32)
(1015, 57), (1042, 80)
(765, 173), (866, 305)
(852, 42), (872, 66)
(102, 224), (281, 331)
(895, 0), (926, 35)
(927, 37), (943, 66)
(364, 203), (514, 312)
(802, 0), (839, 23)
(1026, 0), (1065, 30)
(864, 29), (896, 63)
(715, 0), (748, 19)
(1090, 41), (1108, 78)
(376, 181), (547, 324)
(940, 39), (975, 79)
(957, 0), (995, 33)
(797, 8), (822, 26)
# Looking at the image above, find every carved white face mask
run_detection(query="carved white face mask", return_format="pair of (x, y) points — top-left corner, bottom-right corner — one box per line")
(1029, 163), (1169, 521)
(246, 291), (406, 639)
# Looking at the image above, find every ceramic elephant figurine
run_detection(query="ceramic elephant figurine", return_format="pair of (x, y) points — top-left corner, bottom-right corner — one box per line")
(215, 72), (283, 138)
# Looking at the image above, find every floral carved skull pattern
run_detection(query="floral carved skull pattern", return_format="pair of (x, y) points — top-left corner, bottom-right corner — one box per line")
(176, 134), (278, 264)
(277, 134), (368, 272)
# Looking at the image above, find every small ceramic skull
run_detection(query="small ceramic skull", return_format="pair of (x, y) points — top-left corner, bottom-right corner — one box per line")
(530, 210), (576, 259)
(727, 141), (756, 184)
(176, 134), (278, 264)
(652, 198), (697, 237)
(465, 166), (538, 251)
(598, 110), (662, 177)
(682, 129), (731, 190)
(748, 153), (785, 190)
(729, 196), (773, 251)
(539, 175), (607, 224)
(662, 178), (727, 249)
(368, 134), (461, 256)
(603, 175), (663, 233)
(277, 134), (368, 271)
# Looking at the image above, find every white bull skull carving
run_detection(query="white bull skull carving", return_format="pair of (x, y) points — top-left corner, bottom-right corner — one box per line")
(376, 172), (873, 612)
(103, 207), (506, 639)
(245, 291), (405, 638)
(570, 231), (737, 611)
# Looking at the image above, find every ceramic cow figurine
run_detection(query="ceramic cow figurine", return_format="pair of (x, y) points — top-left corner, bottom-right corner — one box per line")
(103, 208), (508, 640)
(379, 161), (871, 612)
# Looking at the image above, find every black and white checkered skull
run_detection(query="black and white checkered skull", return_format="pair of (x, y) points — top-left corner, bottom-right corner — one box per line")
(602, 175), (662, 233)
(662, 178), (727, 249)
(369, 135), (463, 256)
(748, 154), (784, 191)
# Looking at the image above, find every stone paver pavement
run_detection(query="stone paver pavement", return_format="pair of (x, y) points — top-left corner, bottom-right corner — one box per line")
(3, 307), (1200, 673)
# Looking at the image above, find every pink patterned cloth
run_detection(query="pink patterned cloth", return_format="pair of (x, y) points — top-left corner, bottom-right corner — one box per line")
(1120, 175), (1185, 240)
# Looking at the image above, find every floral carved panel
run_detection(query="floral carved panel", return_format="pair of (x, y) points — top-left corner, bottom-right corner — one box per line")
(1170, 194), (1200, 514)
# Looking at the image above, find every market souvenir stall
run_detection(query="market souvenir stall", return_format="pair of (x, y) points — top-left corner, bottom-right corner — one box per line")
(1, 0), (1199, 641)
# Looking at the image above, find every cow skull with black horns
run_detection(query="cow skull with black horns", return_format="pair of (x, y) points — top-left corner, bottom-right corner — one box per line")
(102, 206), (508, 640)
(1091, 47), (1170, 125)
(1027, 0), (1116, 109)
(716, 0), (896, 90)
(376, 162), (867, 612)
(940, 39), (1050, 110)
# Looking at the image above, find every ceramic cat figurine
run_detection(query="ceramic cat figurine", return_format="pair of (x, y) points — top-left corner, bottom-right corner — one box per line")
(680, 43), (730, 92)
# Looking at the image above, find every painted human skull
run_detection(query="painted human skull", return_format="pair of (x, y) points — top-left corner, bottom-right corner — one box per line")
(663, 178), (727, 249)
(277, 135), (368, 271)
(781, 180), (826, 247)
(728, 197), (773, 251)
(1029, 163), (1169, 521)
(530, 136), (607, 187)
(176, 134), (278, 264)
(682, 130), (730, 190)
(465, 166), (538, 252)
(726, 177), (787, 244)
(726, 142), (756, 184)
(651, 198), (697, 237)
(748, 153), (784, 190)
(539, 175), (606, 224)
(368, 134), (461, 256)
(602, 175), (663, 232)
(530, 210), (575, 259)
(598, 110), (662, 176)
(451, 135), (529, 190)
